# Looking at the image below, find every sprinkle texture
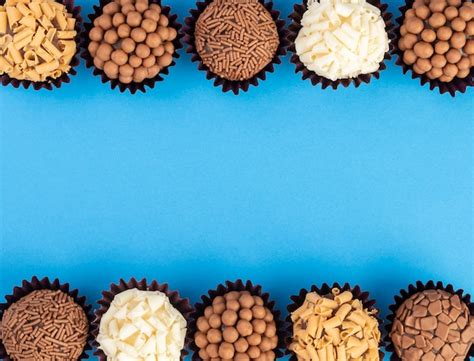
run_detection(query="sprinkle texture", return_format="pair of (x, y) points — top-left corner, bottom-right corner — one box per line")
(0, 289), (89, 360)
(194, 0), (279, 81)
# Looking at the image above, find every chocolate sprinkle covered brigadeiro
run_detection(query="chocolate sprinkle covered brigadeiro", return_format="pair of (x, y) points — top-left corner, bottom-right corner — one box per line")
(396, 0), (473, 95)
(194, 0), (280, 82)
(0, 289), (89, 360)
(389, 289), (474, 361)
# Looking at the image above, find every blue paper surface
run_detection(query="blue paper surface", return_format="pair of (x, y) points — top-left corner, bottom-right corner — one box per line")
(0, 0), (473, 359)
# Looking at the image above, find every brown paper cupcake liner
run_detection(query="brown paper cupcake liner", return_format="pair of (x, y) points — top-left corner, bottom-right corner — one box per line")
(287, 0), (395, 89)
(80, 0), (182, 94)
(188, 279), (288, 360)
(383, 280), (474, 361)
(182, 0), (289, 95)
(0, 276), (94, 360)
(92, 278), (193, 360)
(285, 282), (384, 360)
(393, 0), (473, 97)
(0, 0), (82, 91)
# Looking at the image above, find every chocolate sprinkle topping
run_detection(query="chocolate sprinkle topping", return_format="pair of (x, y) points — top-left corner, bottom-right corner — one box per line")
(0, 289), (89, 361)
(194, 0), (279, 81)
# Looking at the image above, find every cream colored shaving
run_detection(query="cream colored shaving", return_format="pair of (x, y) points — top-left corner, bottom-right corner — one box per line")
(0, 0), (77, 82)
(290, 288), (381, 361)
(97, 288), (187, 361)
(295, 0), (389, 81)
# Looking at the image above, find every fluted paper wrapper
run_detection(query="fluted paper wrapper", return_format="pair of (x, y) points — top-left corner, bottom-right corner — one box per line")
(0, 0), (82, 91)
(287, 0), (395, 89)
(183, 0), (289, 95)
(80, 0), (182, 94)
(0, 276), (93, 360)
(393, 0), (473, 97)
(384, 280), (474, 361)
(92, 278), (193, 360)
(286, 282), (384, 360)
(188, 279), (288, 360)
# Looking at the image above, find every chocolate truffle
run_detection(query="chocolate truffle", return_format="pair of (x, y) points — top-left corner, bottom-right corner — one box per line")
(194, 0), (279, 81)
(96, 288), (187, 360)
(0, 0), (78, 82)
(88, 0), (177, 84)
(289, 288), (381, 361)
(295, 0), (390, 81)
(194, 290), (279, 361)
(390, 289), (474, 361)
(0, 289), (89, 360)
(398, 0), (473, 83)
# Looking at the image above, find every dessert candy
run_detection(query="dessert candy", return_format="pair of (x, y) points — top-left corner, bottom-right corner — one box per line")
(96, 288), (187, 360)
(289, 287), (381, 361)
(0, 289), (89, 360)
(194, 0), (279, 81)
(294, 0), (390, 81)
(86, 0), (178, 85)
(183, 0), (288, 94)
(194, 290), (279, 361)
(398, 0), (473, 83)
(0, 0), (78, 82)
(389, 289), (474, 361)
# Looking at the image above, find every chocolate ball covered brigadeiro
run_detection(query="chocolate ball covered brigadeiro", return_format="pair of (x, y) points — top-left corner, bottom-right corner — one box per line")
(194, 290), (279, 361)
(88, 0), (177, 84)
(289, 288), (381, 361)
(398, 0), (473, 83)
(0, 290), (89, 360)
(194, 0), (280, 81)
(390, 289), (474, 361)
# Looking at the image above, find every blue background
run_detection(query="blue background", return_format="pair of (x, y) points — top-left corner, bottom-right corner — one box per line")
(0, 0), (473, 359)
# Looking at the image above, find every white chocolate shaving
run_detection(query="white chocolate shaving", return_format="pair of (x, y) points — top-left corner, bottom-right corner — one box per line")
(295, 0), (389, 81)
(97, 289), (187, 361)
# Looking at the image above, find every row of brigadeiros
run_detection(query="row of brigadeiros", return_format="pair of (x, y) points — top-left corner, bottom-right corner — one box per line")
(0, 277), (473, 361)
(0, 0), (472, 96)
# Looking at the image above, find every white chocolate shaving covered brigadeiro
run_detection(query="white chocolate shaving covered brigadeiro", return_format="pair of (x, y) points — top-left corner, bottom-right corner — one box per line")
(97, 288), (187, 361)
(295, 0), (390, 81)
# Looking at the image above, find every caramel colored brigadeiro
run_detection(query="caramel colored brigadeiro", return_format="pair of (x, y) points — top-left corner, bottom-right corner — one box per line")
(88, 0), (177, 84)
(194, 0), (280, 81)
(194, 290), (279, 361)
(390, 289), (474, 361)
(398, 0), (473, 83)
(0, 289), (89, 360)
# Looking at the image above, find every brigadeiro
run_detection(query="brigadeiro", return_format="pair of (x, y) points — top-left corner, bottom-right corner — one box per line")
(0, 276), (93, 360)
(395, 0), (473, 96)
(385, 281), (474, 361)
(286, 283), (384, 361)
(92, 278), (193, 360)
(81, 0), (181, 93)
(287, 0), (394, 89)
(0, 0), (82, 90)
(189, 280), (287, 360)
(183, 0), (289, 94)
